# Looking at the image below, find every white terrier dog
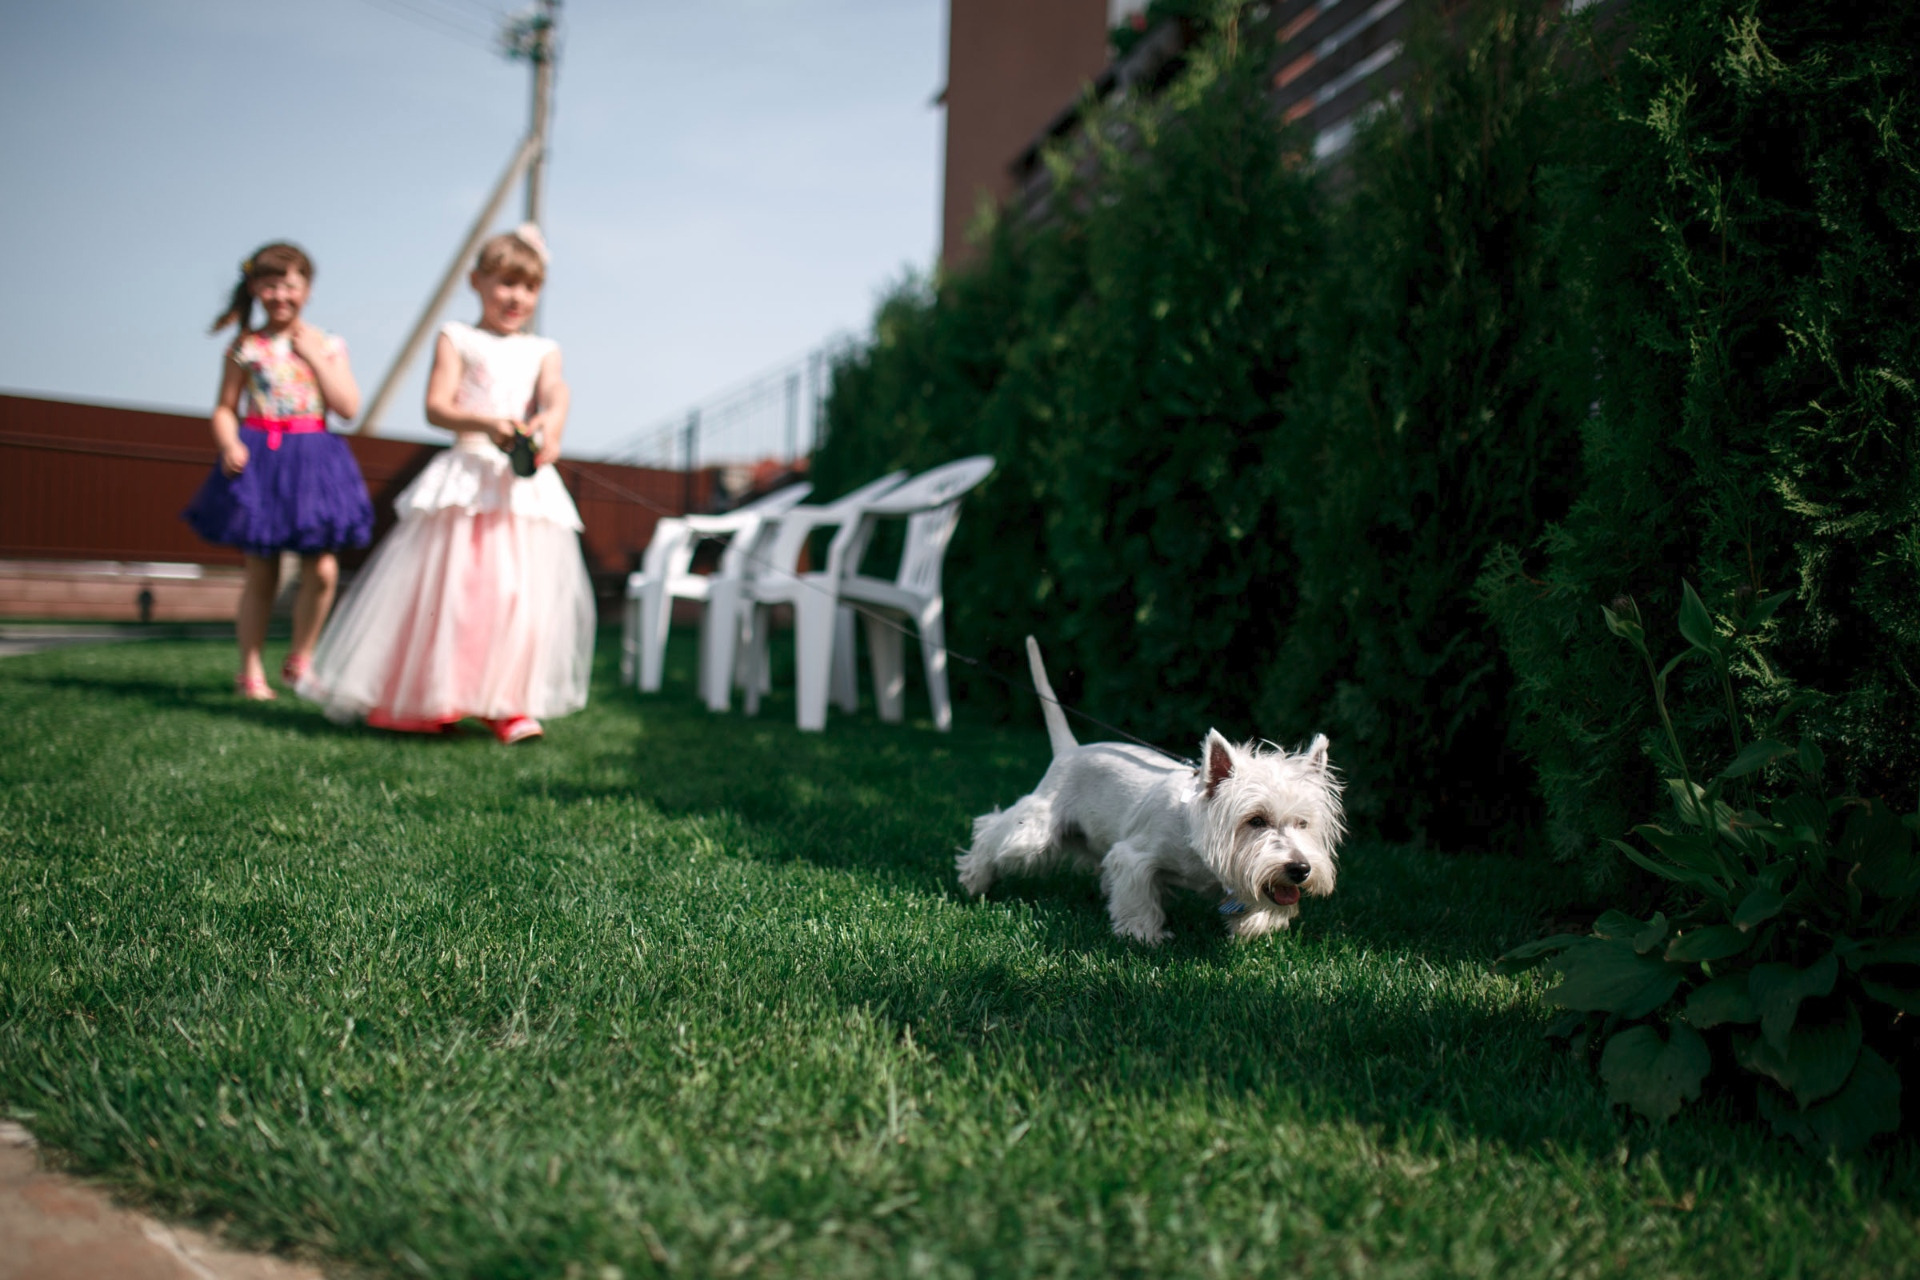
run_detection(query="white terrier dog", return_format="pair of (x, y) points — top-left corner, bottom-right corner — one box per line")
(957, 638), (1343, 944)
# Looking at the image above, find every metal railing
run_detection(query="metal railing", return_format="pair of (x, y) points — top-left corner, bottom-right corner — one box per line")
(604, 335), (856, 472)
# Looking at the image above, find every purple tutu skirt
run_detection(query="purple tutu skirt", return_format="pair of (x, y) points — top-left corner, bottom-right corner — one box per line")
(183, 426), (374, 557)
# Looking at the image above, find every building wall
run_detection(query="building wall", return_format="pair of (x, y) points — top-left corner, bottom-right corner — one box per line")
(940, 0), (1111, 268)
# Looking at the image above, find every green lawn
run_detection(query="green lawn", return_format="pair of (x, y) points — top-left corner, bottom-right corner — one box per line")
(1, 634), (1915, 1278)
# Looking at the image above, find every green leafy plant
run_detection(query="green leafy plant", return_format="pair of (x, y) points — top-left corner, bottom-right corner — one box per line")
(1499, 586), (1920, 1153)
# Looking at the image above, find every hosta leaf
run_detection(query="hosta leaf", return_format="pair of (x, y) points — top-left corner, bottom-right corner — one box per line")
(1750, 953), (1839, 1053)
(1846, 938), (1920, 969)
(1732, 887), (1785, 931)
(1854, 939), (1920, 1014)
(1665, 924), (1751, 963)
(1600, 1021), (1711, 1123)
(1545, 938), (1684, 1019)
(1860, 977), (1920, 1015)
(1841, 801), (1916, 897)
(1637, 824), (1722, 875)
(1592, 910), (1648, 941)
(1612, 839), (1723, 894)
(1735, 1000), (1861, 1107)
(1678, 581), (1720, 658)
(1493, 933), (1583, 974)
(1758, 1048), (1901, 1155)
(1771, 794), (1828, 846)
(1720, 739), (1793, 779)
(1685, 973), (1757, 1028)
(1633, 913), (1671, 955)
(1602, 602), (1643, 644)
(1798, 738), (1825, 780)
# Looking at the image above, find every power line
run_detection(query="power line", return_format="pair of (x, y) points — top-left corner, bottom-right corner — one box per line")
(353, 0), (498, 52)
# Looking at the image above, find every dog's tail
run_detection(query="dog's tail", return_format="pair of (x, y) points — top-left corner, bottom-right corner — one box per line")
(1026, 635), (1077, 757)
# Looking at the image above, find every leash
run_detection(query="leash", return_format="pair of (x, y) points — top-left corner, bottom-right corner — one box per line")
(561, 463), (1200, 768)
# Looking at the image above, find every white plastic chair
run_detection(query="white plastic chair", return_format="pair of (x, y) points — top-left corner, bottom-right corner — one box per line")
(621, 481), (811, 704)
(746, 456), (994, 732)
(731, 470), (910, 718)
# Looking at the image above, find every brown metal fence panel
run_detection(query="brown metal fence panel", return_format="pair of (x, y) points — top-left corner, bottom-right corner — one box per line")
(0, 393), (712, 617)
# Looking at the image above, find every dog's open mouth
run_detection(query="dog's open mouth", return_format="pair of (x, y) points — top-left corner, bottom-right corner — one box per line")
(1265, 884), (1302, 906)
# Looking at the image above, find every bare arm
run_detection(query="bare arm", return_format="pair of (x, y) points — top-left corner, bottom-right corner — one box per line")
(529, 346), (570, 468)
(423, 331), (519, 447)
(211, 353), (248, 476)
(289, 323), (361, 421)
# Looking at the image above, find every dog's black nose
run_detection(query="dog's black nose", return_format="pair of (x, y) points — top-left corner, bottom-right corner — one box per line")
(1283, 861), (1310, 885)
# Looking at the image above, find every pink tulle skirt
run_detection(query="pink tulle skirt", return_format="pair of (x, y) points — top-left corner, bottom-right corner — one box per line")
(299, 445), (595, 725)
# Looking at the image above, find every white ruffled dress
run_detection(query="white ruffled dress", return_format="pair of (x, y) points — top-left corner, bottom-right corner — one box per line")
(300, 321), (595, 725)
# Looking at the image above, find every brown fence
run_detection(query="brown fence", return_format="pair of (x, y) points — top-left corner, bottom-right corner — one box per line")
(0, 393), (714, 617)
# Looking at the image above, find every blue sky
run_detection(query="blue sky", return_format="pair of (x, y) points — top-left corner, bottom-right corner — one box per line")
(0, 0), (945, 459)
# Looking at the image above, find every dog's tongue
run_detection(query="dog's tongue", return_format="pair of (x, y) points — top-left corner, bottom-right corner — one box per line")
(1268, 885), (1301, 906)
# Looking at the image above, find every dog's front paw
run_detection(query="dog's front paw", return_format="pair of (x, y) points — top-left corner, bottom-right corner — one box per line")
(1112, 920), (1173, 946)
(1230, 907), (1295, 940)
(954, 850), (994, 898)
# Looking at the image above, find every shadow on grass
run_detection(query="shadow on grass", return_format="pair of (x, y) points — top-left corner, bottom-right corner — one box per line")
(566, 652), (1920, 1198)
(0, 669), (371, 739)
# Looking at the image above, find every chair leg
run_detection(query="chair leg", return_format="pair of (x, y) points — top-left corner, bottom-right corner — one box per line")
(866, 610), (906, 723)
(831, 605), (859, 713)
(919, 598), (951, 732)
(794, 591), (838, 732)
(741, 605), (766, 717)
(621, 591), (640, 685)
(702, 582), (739, 713)
(637, 581), (671, 693)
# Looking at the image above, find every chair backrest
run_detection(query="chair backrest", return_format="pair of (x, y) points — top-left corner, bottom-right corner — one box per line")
(898, 500), (966, 595)
(833, 457), (994, 592)
(859, 456), (995, 517)
(637, 516), (691, 578)
(760, 470), (909, 579)
(736, 480), (813, 518)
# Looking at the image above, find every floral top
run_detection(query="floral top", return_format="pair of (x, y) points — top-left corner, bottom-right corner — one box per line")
(231, 329), (345, 421)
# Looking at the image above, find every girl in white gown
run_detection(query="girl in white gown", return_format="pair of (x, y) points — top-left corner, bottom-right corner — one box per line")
(300, 226), (594, 743)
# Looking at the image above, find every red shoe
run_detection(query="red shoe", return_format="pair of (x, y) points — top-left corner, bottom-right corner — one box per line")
(367, 708), (456, 734)
(235, 673), (277, 701)
(280, 653), (312, 686)
(484, 715), (543, 745)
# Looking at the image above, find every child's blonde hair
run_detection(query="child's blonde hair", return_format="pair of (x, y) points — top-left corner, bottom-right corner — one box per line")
(474, 227), (547, 287)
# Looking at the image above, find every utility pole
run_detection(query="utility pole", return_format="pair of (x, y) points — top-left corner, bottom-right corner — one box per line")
(358, 0), (561, 435)
(521, 0), (558, 331)
(784, 371), (800, 463)
(682, 410), (700, 513)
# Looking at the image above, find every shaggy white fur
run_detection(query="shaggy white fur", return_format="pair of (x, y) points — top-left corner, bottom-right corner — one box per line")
(957, 638), (1345, 944)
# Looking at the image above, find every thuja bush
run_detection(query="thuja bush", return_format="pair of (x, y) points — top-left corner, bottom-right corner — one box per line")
(1500, 590), (1920, 1153)
(1479, 0), (1920, 879)
(816, 15), (1321, 737)
(1261, 0), (1590, 843)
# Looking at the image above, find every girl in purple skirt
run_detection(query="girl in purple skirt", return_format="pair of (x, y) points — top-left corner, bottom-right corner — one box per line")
(184, 243), (374, 700)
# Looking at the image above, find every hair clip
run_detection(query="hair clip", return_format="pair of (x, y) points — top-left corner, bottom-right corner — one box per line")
(240, 256), (254, 275)
(510, 222), (550, 266)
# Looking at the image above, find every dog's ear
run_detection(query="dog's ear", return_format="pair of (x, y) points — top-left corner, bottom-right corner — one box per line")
(1203, 730), (1235, 798)
(1304, 734), (1331, 774)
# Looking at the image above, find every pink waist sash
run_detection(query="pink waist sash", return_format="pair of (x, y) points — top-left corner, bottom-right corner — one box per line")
(244, 415), (326, 450)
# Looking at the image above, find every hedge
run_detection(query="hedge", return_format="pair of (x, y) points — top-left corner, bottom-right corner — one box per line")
(814, 0), (1920, 872)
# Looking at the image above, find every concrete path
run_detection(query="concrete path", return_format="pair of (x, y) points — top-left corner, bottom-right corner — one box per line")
(0, 1123), (323, 1280)
(0, 624), (231, 659)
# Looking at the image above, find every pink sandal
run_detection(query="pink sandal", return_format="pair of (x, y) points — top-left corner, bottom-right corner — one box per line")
(235, 673), (277, 701)
(280, 653), (312, 686)
(484, 715), (543, 745)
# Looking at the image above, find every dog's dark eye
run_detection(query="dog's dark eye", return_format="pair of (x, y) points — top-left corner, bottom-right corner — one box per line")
(1246, 816), (1269, 829)
(1292, 818), (1310, 830)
